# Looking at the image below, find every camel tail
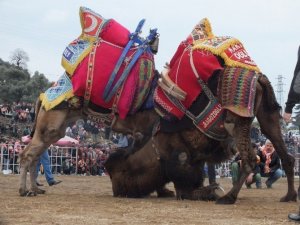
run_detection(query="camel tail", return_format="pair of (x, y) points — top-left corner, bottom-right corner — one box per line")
(30, 97), (42, 137)
(257, 74), (281, 113)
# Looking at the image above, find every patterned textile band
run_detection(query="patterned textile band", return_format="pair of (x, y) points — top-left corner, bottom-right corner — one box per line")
(218, 66), (259, 117)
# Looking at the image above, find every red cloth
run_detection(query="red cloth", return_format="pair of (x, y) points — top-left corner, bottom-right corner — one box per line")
(155, 41), (223, 119)
(100, 19), (130, 47)
(72, 41), (153, 119)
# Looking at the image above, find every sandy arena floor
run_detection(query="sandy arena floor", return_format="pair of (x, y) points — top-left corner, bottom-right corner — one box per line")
(0, 174), (298, 225)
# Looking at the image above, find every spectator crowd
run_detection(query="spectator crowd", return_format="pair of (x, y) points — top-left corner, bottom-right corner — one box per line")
(0, 101), (134, 176)
(1, 101), (300, 179)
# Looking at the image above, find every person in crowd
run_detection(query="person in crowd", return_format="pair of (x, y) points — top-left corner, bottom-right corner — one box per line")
(29, 104), (35, 122)
(104, 126), (111, 140)
(203, 163), (217, 185)
(126, 134), (134, 149)
(62, 153), (73, 175)
(1, 142), (9, 170)
(12, 140), (22, 173)
(281, 46), (300, 222)
(65, 126), (73, 138)
(116, 133), (128, 148)
(258, 139), (282, 188)
(78, 156), (87, 175)
(231, 143), (262, 189)
(22, 126), (31, 136)
(36, 148), (62, 186)
(90, 122), (99, 143)
(78, 127), (87, 141)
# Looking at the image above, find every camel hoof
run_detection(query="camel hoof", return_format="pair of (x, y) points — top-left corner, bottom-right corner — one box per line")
(157, 189), (175, 198)
(214, 186), (225, 199)
(176, 195), (183, 200)
(26, 191), (37, 197)
(280, 192), (297, 202)
(216, 194), (237, 204)
(19, 188), (28, 197)
(37, 188), (46, 194)
(175, 191), (184, 200)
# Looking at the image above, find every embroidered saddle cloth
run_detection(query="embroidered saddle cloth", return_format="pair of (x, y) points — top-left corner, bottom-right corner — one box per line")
(41, 7), (155, 119)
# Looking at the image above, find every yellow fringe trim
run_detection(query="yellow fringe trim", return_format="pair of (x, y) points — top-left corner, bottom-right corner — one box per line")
(193, 37), (261, 73)
(201, 18), (214, 39)
(39, 90), (74, 111)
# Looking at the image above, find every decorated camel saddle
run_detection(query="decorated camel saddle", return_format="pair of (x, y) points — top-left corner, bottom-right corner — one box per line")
(154, 18), (261, 140)
(40, 7), (158, 120)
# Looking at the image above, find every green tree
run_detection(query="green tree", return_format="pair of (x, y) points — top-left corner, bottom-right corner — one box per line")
(0, 58), (51, 104)
(22, 71), (51, 102)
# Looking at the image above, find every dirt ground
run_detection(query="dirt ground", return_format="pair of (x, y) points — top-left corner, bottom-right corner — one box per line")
(0, 174), (298, 225)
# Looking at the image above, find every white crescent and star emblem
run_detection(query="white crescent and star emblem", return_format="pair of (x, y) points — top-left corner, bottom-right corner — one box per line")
(84, 14), (98, 33)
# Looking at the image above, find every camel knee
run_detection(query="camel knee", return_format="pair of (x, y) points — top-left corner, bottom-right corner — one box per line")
(19, 148), (40, 166)
(40, 127), (64, 143)
(281, 153), (295, 174)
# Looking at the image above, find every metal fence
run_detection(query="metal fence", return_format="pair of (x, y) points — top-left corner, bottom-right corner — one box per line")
(0, 145), (78, 175)
(1, 144), (300, 177)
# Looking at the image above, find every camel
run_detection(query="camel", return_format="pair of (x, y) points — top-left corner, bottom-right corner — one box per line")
(17, 75), (162, 197)
(110, 71), (297, 204)
(18, 6), (162, 197)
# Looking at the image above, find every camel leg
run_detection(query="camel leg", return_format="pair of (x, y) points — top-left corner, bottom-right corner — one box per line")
(28, 155), (46, 196)
(19, 109), (69, 196)
(19, 152), (29, 196)
(217, 171), (249, 204)
(257, 108), (297, 202)
(19, 140), (48, 196)
(217, 113), (254, 204)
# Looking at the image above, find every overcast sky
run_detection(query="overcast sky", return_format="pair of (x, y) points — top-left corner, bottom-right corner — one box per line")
(0, 0), (299, 106)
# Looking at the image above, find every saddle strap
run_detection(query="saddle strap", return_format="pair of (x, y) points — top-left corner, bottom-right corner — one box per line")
(104, 28), (158, 102)
(165, 88), (226, 141)
(189, 48), (217, 102)
(102, 19), (146, 101)
(158, 68), (187, 101)
(84, 41), (99, 103)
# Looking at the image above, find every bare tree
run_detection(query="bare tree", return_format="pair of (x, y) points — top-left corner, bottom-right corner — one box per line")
(10, 48), (29, 69)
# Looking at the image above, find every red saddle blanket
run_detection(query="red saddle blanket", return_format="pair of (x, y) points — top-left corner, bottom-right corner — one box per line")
(154, 42), (223, 119)
(154, 18), (260, 140)
(154, 18), (260, 121)
(72, 40), (154, 119)
(64, 7), (155, 119)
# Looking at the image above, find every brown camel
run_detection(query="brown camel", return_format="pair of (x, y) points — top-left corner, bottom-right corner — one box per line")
(17, 84), (165, 196)
(110, 73), (297, 204)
